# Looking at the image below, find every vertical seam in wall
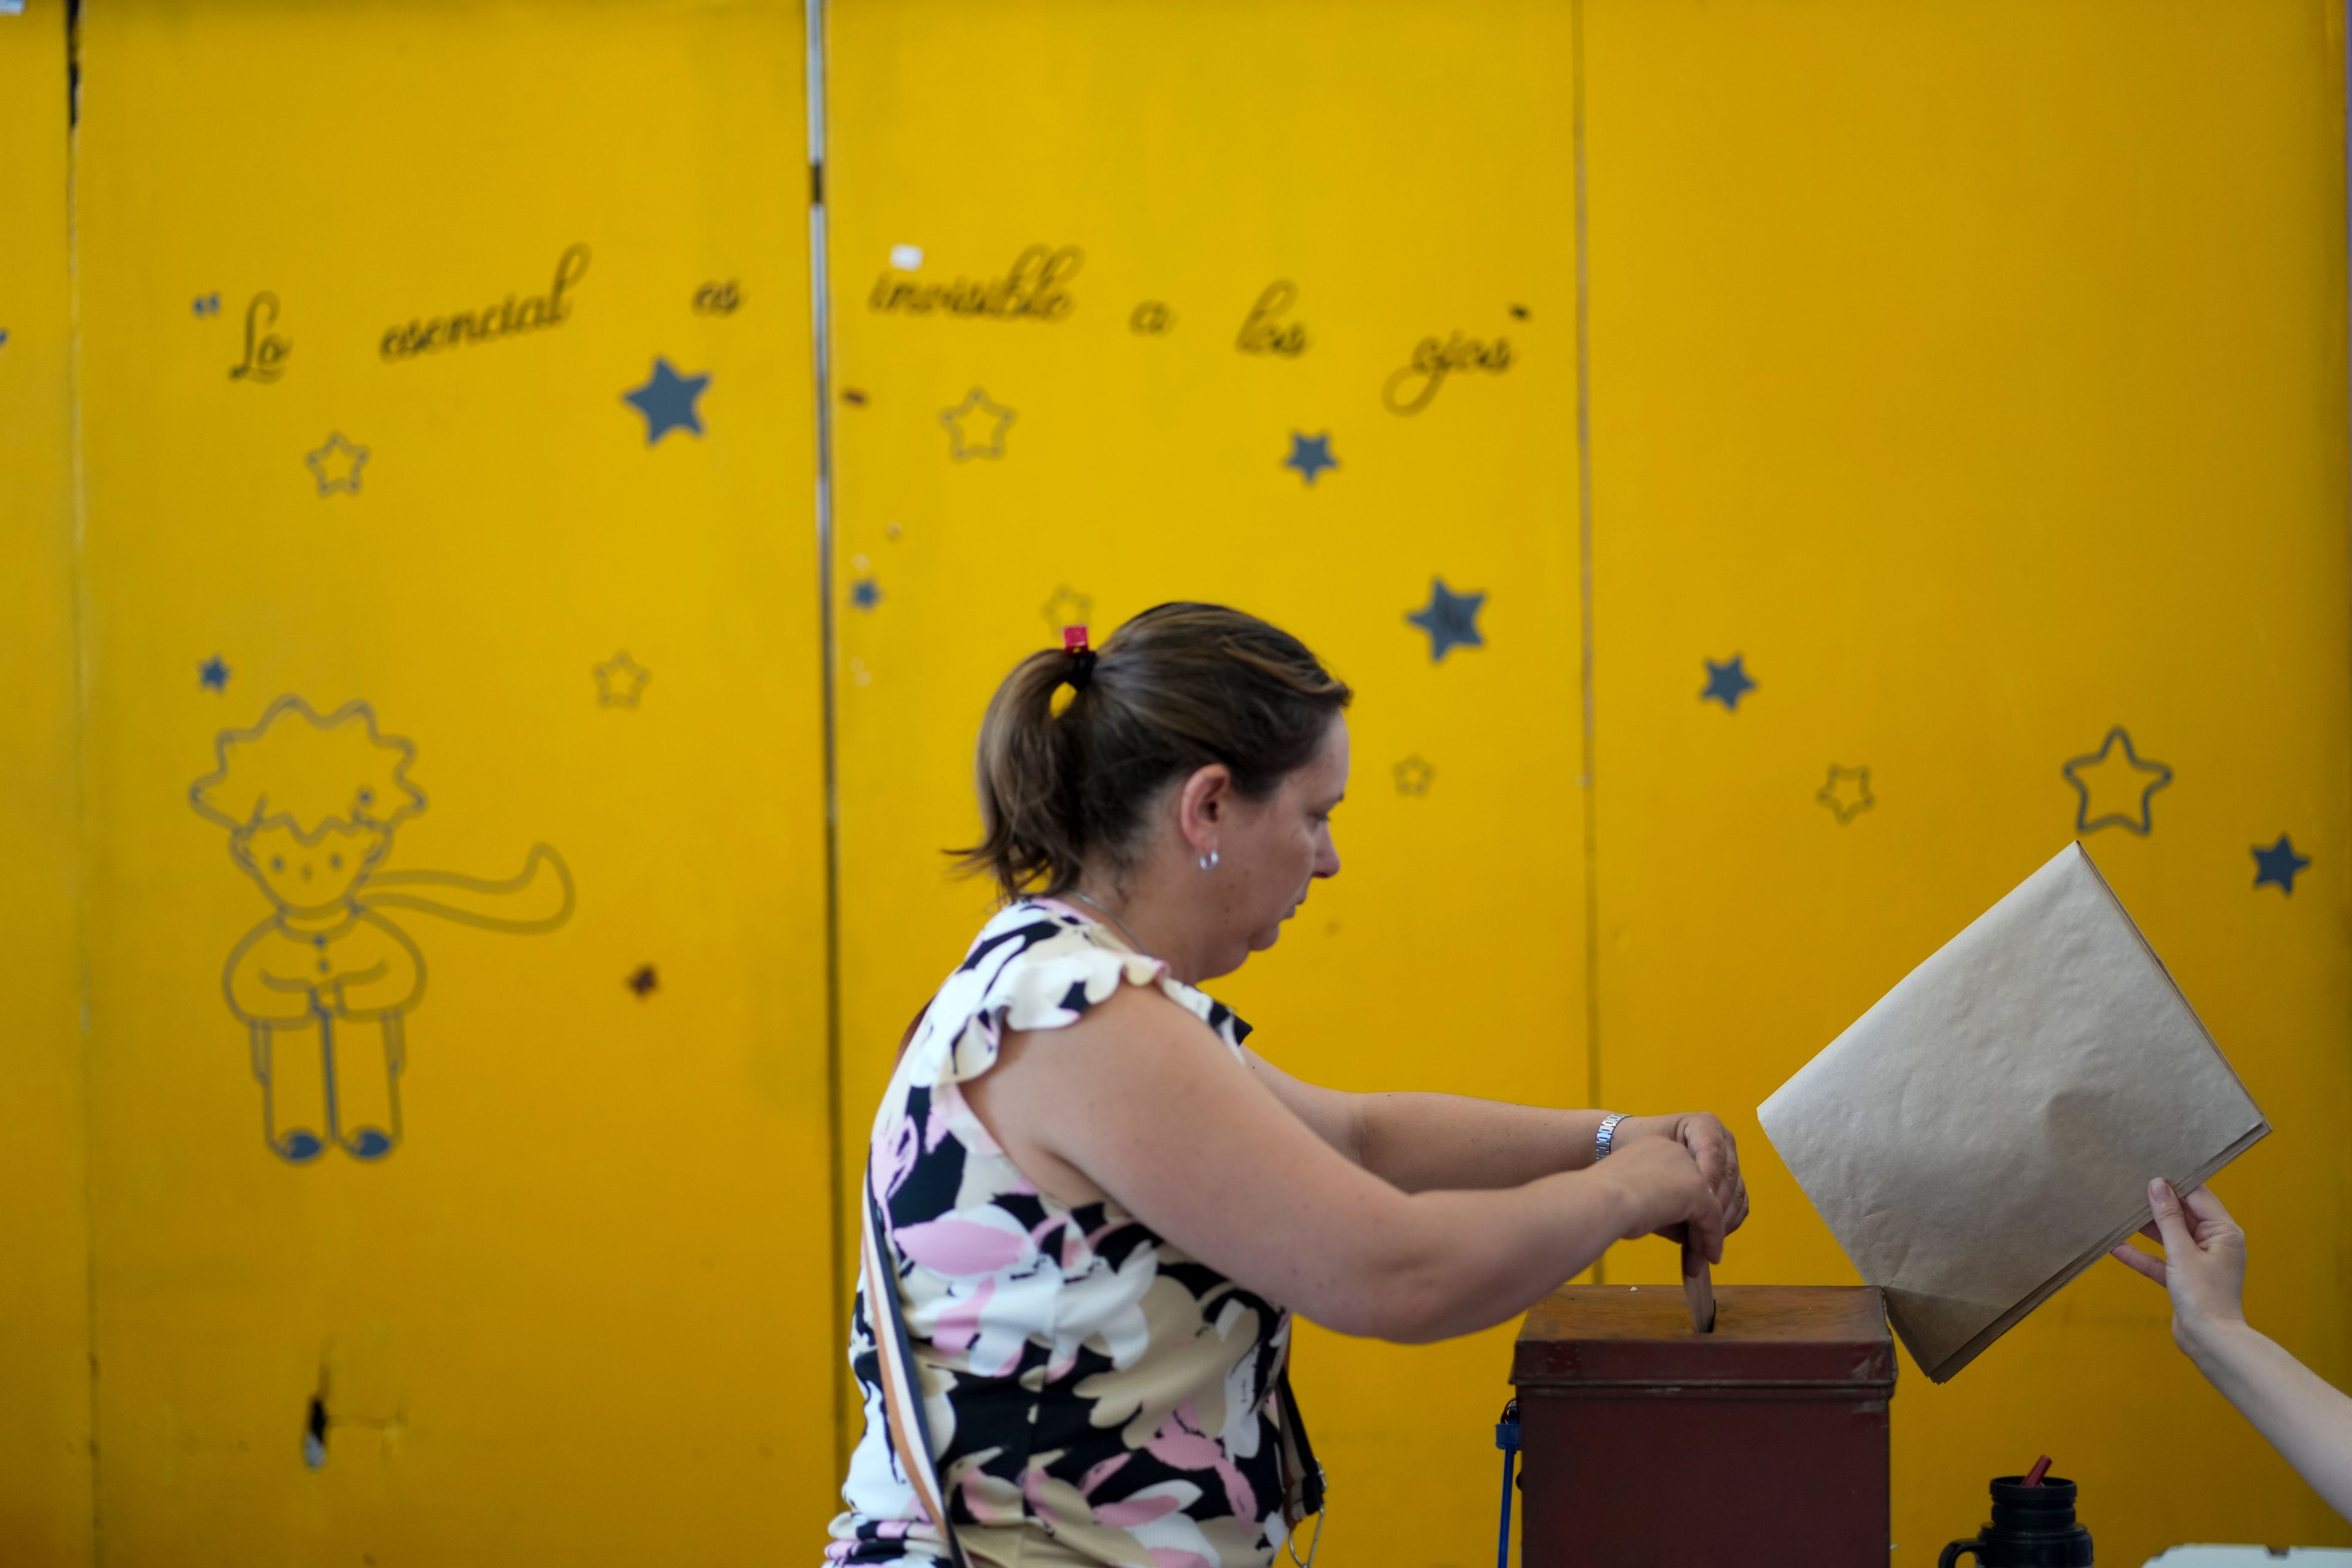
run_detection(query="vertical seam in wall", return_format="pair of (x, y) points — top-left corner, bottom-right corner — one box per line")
(803, 0), (850, 1483)
(64, 0), (104, 1556)
(1570, 0), (1605, 1285)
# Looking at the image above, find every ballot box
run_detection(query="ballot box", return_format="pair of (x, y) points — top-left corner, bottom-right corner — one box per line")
(1510, 1284), (1896, 1566)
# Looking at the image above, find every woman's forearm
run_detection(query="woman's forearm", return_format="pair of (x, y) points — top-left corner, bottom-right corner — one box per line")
(1320, 1169), (1630, 1343)
(1358, 1092), (1607, 1192)
(2190, 1321), (2352, 1523)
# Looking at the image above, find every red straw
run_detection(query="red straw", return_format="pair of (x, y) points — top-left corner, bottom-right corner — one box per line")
(2022, 1455), (2052, 1488)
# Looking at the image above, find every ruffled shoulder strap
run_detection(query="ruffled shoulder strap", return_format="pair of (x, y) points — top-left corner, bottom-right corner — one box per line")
(897, 899), (1251, 1092)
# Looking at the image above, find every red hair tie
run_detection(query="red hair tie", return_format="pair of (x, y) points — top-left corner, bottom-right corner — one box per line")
(1061, 625), (1096, 690)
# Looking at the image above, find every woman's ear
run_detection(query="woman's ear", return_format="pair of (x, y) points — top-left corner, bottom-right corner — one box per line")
(1176, 763), (1234, 854)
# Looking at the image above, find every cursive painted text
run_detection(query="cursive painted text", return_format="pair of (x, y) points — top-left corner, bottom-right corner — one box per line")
(229, 292), (290, 383)
(869, 244), (1082, 322)
(379, 243), (591, 362)
(1382, 330), (1510, 415)
(1235, 281), (1307, 356)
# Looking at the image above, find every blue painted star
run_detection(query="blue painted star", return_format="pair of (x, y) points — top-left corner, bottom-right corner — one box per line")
(1406, 577), (1485, 662)
(1702, 655), (1757, 712)
(198, 655), (230, 692)
(622, 356), (711, 444)
(2253, 834), (2310, 895)
(850, 578), (883, 610)
(2061, 726), (2173, 834)
(1283, 432), (1338, 486)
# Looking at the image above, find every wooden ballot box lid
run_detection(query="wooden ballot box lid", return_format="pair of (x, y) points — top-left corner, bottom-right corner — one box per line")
(1513, 1284), (1895, 1392)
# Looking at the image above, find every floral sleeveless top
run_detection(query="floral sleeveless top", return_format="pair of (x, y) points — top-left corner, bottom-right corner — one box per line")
(826, 899), (1307, 1568)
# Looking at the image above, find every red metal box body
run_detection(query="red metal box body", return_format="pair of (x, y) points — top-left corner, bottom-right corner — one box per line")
(1511, 1284), (1895, 1566)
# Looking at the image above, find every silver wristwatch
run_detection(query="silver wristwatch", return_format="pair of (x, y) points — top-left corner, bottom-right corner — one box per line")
(1594, 1112), (1628, 1162)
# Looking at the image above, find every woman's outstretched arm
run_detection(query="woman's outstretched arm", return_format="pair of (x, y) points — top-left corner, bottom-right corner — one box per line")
(1240, 1049), (1750, 1235)
(966, 984), (1727, 1343)
(2111, 1179), (2352, 1524)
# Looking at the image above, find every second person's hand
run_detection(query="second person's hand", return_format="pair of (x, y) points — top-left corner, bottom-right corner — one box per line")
(2109, 1177), (2249, 1359)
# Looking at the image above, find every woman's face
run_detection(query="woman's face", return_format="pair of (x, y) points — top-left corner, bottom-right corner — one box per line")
(1215, 715), (1349, 960)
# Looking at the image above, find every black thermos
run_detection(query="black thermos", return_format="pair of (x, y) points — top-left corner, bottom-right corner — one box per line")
(1939, 1476), (2094, 1566)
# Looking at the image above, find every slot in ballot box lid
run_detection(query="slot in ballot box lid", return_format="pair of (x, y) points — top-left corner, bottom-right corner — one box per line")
(1513, 1284), (1896, 1392)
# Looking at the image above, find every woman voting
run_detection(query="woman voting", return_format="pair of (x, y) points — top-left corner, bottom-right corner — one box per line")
(825, 604), (1748, 1568)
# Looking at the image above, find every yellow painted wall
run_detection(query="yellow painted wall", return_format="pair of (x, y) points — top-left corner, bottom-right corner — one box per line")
(824, 1), (2350, 1564)
(1583, 2), (2352, 1560)
(67, 1), (836, 1560)
(0, 3), (96, 1563)
(4, 0), (2345, 1564)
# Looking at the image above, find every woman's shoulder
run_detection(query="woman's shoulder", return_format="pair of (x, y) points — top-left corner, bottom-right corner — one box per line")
(952, 898), (1166, 1029)
(905, 900), (1250, 1085)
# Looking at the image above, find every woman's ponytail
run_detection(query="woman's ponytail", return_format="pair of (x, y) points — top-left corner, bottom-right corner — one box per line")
(953, 603), (1351, 898)
(962, 648), (1088, 898)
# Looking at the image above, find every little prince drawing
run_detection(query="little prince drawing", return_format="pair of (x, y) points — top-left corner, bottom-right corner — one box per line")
(190, 696), (573, 1164)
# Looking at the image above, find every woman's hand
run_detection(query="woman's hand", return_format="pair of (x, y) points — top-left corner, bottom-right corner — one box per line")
(1615, 1112), (1750, 1237)
(1592, 1136), (1727, 1264)
(2109, 1177), (2248, 1360)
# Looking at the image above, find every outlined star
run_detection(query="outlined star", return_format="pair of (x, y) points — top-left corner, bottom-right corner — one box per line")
(304, 432), (369, 496)
(850, 578), (883, 610)
(1406, 577), (1485, 662)
(940, 386), (1015, 460)
(627, 963), (659, 997)
(1393, 755), (1436, 796)
(1702, 655), (1757, 712)
(1283, 432), (1338, 486)
(1817, 764), (1874, 824)
(622, 356), (711, 443)
(2253, 834), (2310, 895)
(1042, 585), (1093, 630)
(198, 655), (231, 692)
(2061, 726), (2173, 834)
(594, 650), (651, 709)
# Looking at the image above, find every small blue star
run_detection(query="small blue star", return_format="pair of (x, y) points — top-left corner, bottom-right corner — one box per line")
(2061, 726), (2174, 835)
(850, 578), (883, 610)
(1406, 578), (1485, 662)
(1702, 655), (1757, 712)
(198, 655), (230, 692)
(1283, 432), (1338, 486)
(622, 356), (711, 444)
(2253, 834), (2310, 895)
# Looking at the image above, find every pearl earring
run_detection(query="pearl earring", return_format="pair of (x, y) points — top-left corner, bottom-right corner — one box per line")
(1198, 850), (1219, 872)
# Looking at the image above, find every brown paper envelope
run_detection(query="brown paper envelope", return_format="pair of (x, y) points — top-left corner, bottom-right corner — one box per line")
(1681, 1243), (1717, 1333)
(1758, 842), (2267, 1382)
